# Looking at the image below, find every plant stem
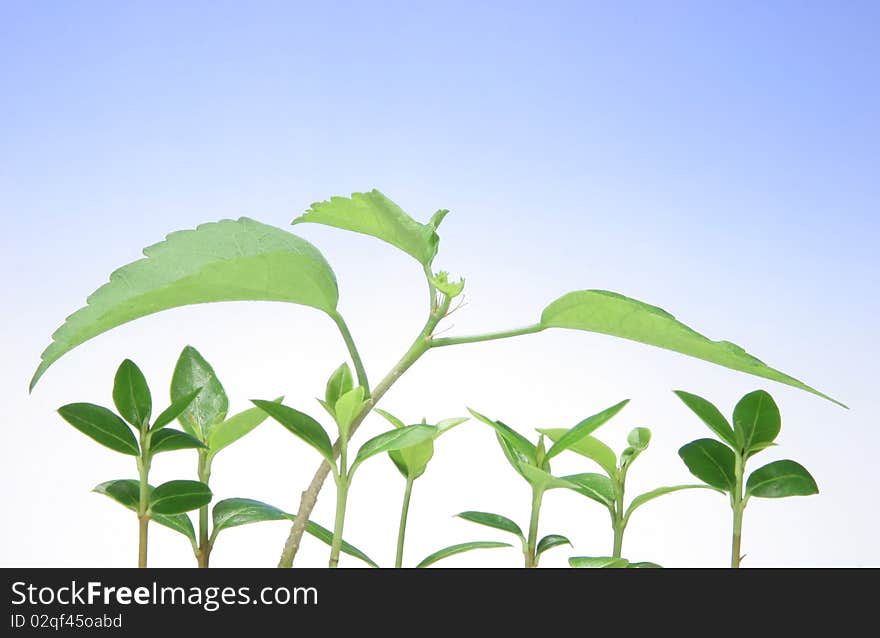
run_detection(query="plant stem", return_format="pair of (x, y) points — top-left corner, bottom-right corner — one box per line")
(525, 488), (544, 568)
(328, 474), (348, 568)
(277, 300), (449, 568)
(136, 439), (150, 569)
(196, 451), (212, 568)
(395, 477), (415, 568)
(331, 311), (370, 396)
(731, 452), (745, 568)
(612, 469), (627, 558)
(430, 324), (544, 348)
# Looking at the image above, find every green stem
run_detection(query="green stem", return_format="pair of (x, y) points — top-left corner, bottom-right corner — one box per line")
(395, 477), (415, 568)
(196, 451), (212, 568)
(612, 469), (627, 558)
(328, 478), (348, 568)
(525, 488), (544, 568)
(331, 311), (370, 396)
(136, 431), (150, 569)
(430, 324), (544, 348)
(277, 298), (451, 568)
(731, 452), (745, 568)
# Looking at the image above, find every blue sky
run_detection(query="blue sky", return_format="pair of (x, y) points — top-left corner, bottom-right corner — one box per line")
(1, 2), (877, 566)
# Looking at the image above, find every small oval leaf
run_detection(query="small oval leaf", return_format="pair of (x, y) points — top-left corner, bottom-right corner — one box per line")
(112, 359), (152, 428)
(746, 460), (818, 498)
(569, 556), (630, 568)
(536, 534), (572, 556)
(456, 511), (524, 541)
(149, 429), (206, 455)
(733, 390), (781, 455)
(150, 480), (212, 515)
(252, 400), (334, 465)
(678, 439), (736, 492)
(57, 403), (139, 455)
(172, 346), (228, 441)
(674, 390), (737, 447)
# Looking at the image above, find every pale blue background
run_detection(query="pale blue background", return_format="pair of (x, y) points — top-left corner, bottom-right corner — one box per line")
(1, 1), (877, 566)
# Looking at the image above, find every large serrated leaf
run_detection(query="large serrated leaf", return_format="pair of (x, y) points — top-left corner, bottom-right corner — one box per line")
(31, 218), (339, 390)
(292, 190), (445, 265)
(541, 290), (842, 407)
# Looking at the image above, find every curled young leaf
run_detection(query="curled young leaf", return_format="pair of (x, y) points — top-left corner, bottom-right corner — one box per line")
(325, 363), (354, 409)
(536, 534), (572, 557)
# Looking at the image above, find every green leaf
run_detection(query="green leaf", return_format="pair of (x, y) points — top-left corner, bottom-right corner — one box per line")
(252, 400), (334, 465)
(292, 189), (445, 266)
(678, 439), (736, 492)
(416, 541), (512, 568)
(746, 460), (818, 498)
(325, 363), (354, 408)
(149, 480), (212, 515)
(93, 480), (196, 544)
(456, 511), (525, 541)
(536, 534), (572, 556)
(733, 390), (781, 454)
(673, 390), (737, 447)
(31, 218), (340, 390)
(171, 346), (228, 441)
(436, 417), (468, 434)
(374, 408), (405, 429)
(545, 400), (630, 461)
(624, 485), (715, 521)
(562, 473), (616, 508)
(334, 386), (365, 438)
(495, 433), (533, 482)
(301, 519), (378, 568)
(211, 498), (287, 535)
(569, 556), (630, 568)
(112, 359), (152, 428)
(351, 425), (435, 472)
(627, 427), (651, 451)
(539, 429), (617, 477)
(468, 408), (536, 463)
(207, 399), (280, 457)
(389, 440), (435, 480)
(540, 290), (843, 407)
(149, 428), (206, 455)
(57, 403), (139, 455)
(429, 271), (465, 298)
(152, 389), (201, 431)
(629, 561), (663, 568)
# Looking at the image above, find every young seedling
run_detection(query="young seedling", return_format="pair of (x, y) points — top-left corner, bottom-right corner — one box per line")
(542, 423), (710, 563)
(31, 189), (843, 568)
(463, 401), (629, 567)
(675, 389), (819, 567)
(253, 363), (436, 567)
(373, 408), (468, 567)
(58, 359), (211, 567)
(168, 346), (280, 567)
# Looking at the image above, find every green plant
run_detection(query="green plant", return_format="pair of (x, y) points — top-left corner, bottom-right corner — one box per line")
(253, 364), (437, 567)
(462, 401), (630, 567)
(58, 359), (211, 567)
(30, 189), (842, 567)
(373, 408), (468, 567)
(543, 422), (711, 564)
(168, 345), (279, 567)
(675, 389), (819, 567)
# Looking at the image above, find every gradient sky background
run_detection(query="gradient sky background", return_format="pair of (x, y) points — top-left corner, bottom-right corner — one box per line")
(1, 1), (877, 567)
